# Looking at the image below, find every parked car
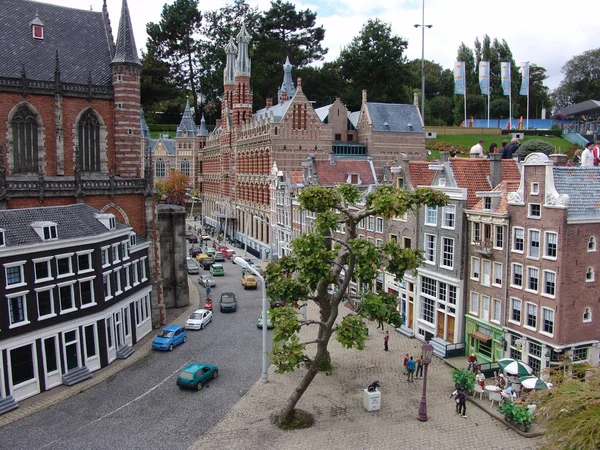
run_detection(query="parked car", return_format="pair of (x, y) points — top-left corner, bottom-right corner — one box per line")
(185, 309), (213, 330)
(222, 248), (236, 259)
(176, 363), (218, 390)
(241, 273), (257, 289)
(198, 274), (216, 288)
(257, 310), (273, 329)
(210, 263), (225, 276)
(205, 248), (216, 257)
(186, 257), (201, 274)
(214, 251), (225, 262)
(270, 299), (287, 309)
(188, 235), (198, 244)
(200, 257), (215, 269)
(152, 325), (187, 351)
(219, 292), (237, 312)
(201, 235), (211, 241)
(195, 252), (209, 261)
(189, 245), (202, 258)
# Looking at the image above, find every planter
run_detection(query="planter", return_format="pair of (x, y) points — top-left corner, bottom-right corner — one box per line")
(504, 416), (531, 432)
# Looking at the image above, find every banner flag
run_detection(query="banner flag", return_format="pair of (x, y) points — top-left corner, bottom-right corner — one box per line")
(454, 61), (465, 95)
(479, 61), (490, 95)
(501, 62), (511, 96)
(519, 62), (529, 96)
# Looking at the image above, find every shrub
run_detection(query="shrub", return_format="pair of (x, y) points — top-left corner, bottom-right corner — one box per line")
(498, 400), (535, 431)
(516, 139), (555, 159)
(451, 368), (476, 392)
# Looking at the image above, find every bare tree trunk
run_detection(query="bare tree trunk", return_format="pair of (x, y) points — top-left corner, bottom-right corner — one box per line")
(278, 365), (319, 424)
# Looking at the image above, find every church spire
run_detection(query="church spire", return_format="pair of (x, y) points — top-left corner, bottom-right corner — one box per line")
(176, 99), (197, 137)
(278, 56), (296, 103)
(223, 36), (237, 85)
(235, 23), (251, 76)
(112, 0), (141, 65)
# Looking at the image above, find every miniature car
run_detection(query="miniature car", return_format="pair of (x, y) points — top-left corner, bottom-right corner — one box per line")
(176, 363), (218, 390)
(152, 325), (187, 351)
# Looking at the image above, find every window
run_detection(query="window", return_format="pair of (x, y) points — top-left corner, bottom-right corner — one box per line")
(425, 206), (437, 226)
(511, 298), (522, 323)
(34, 258), (52, 282)
(80, 278), (95, 306)
(528, 230), (540, 258)
(155, 159), (166, 178)
(78, 109), (101, 172)
(403, 237), (412, 249)
(11, 105), (39, 173)
(181, 159), (190, 176)
(5, 263), (25, 287)
(544, 271), (556, 296)
(10, 344), (34, 386)
(583, 307), (592, 323)
(512, 263), (523, 288)
(513, 227), (524, 252)
(77, 252), (93, 273)
(526, 303), (537, 329)
(443, 205), (456, 228)
(139, 258), (148, 281)
(473, 222), (481, 242)
(424, 234), (436, 264)
(542, 308), (554, 335)
(420, 297), (435, 324)
(59, 283), (75, 313)
(0, 229), (4, 247)
(510, 335), (522, 360)
(8, 293), (28, 327)
(471, 257), (480, 280)
(494, 226), (504, 249)
(367, 216), (374, 231)
(492, 298), (501, 323)
(43, 225), (58, 240)
(111, 244), (119, 263)
(527, 267), (539, 292)
(544, 232), (557, 258)
(482, 260), (491, 286)
(389, 233), (397, 243)
(132, 261), (140, 285)
(586, 267), (594, 282)
(376, 217), (384, 233)
(588, 236), (596, 252)
(573, 348), (588, 361)
(470, 292), (479, 315)
(101, 247), (110, 267)
(123, 263), (131, 290)
(103, 273), (112, 300)
(528, 341), (542, 373)
(481, 295), (490, 321)
(493, 262), (502, 286)
(441, 237), (454, 269)
(448, 285), (457, 305)
(528, 204), (541, 219)
(531, 182), (539, 195)
(56, 254), (73, 277)
(484, 197), (492, 210)
(113, 268), (122, 295)
(376, 239), (383, 248)
(129, 233), (137, 248)
(421, 276), (436, 297)
(36, 288), (55, 319)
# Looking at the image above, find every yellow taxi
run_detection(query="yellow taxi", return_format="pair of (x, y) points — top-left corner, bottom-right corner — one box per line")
(241, 273), (258, 290)
(195, 253), (209, 261)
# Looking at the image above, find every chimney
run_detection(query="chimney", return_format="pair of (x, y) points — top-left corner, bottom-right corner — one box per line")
(489, 153), (502, 188)
(362, 89), (367, 104)
(439, 151), (449, 162)
(549, 153), (569, 166)
(266, 98), (273, 107)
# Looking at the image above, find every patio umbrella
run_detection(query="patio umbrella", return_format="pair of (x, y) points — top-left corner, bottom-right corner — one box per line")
(498, 358), (534, 377)
(519, 375), (551, 390)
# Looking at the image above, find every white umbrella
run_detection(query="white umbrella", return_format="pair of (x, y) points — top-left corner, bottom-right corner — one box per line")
(519, 375), (552, 390)
(498, 358), (534, 377)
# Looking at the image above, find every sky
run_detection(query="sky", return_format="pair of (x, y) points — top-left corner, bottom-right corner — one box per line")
(38, 0), (600, 91)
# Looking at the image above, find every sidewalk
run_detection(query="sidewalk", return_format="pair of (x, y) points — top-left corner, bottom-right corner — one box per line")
(189, 301), (542, 450)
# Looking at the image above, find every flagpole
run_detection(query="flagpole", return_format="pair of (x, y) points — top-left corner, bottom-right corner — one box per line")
(487, 91), (490, 128)
(526, 82), (530, 130)
(464, 84), (467, 128)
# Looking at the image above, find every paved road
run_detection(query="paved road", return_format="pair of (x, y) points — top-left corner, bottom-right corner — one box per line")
(0, 257), (270, 450)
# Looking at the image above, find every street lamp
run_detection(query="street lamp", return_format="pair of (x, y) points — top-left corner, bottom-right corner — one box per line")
(234, 256), (269, 383)
(414, 0), (432, 121)
(417, 341), (434, 421)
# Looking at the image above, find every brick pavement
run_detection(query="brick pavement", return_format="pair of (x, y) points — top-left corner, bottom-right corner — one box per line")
(189, 301), (542, 450)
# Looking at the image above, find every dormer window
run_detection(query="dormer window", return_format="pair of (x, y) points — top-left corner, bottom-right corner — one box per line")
(129, 232), (137, 248)
(95, 213), (117, 230)
(31, 221), (58, 241)
(348, 173), (360, 185)
(30, 14), (44, 40)
(0, 229), (5, 247)
(484, 197), (492, 210)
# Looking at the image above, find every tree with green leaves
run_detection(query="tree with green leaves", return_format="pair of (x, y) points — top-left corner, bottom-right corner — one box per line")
(146, 0), (203, 119)
(264, 183), (448, 427)
(336, 19), (411, 110)
(552, 48), (600, 109)
(140, 48), (180, 123)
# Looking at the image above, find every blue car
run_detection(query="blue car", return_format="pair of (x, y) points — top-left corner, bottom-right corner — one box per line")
(176, 363), (219, 390)
(152, 325), (187, 351)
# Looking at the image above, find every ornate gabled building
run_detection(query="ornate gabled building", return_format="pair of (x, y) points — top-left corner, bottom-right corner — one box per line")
(0, 0), (163, 327)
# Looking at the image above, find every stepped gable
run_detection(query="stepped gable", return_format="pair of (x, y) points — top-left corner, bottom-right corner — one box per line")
(472, 180), (521, 213)
(0, 0), (114, 84)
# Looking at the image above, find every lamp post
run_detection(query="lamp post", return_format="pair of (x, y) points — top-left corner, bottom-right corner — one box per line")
(417, 341), (434, 421)
(414, 0), (432, 121)
(234, 256), (269, 383)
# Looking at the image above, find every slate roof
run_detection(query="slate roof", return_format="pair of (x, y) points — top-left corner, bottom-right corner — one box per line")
(314, 158), (375, 186)
(365, 103), (423, 133)
(253, 99), (293, 123)
(0, 204), (129, 248)
(407, 161), (436, 188)
(314, 104), (332, 122)
(0, 0), (114, 85)
(140, 109), (150, 139)
(111, 0), (140, 65)
(150, 138), (176, 156)
(471, 180), (520, 214)
(176, 100), (200, 137)
(553, 167), (600, 221)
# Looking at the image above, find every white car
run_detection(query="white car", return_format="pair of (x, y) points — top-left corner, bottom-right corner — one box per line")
(185, 309), (213, 330)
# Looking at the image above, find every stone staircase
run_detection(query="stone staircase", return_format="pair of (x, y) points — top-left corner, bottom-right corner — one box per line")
(0, 396), (18, 415)
(430, 337), (448, 359)
(396, 325), (414, 338)
(117, 345), (134, 359)
(62, 366), (92, 386)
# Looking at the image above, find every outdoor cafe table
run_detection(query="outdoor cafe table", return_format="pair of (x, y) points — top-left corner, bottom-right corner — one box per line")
(485, 385), (501, 393)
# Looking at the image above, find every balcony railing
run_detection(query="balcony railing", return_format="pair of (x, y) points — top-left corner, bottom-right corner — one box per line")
(473, 239), (492, 256)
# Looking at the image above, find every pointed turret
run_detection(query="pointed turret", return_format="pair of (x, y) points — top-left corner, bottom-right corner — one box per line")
(223, 36), (237, 85)
(278, 56), (296, 103)
(176, 99), (197, 137)
(235, 23), (251, 76)
(140, 108), (150, 140)
(112, 0), (141, 65)
(198, 114), (208, 137)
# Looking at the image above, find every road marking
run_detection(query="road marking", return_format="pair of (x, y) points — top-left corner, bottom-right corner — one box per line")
(39, 359), (193, 449)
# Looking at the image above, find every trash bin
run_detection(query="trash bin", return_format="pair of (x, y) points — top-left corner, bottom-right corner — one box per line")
(363, 388), (381, 411)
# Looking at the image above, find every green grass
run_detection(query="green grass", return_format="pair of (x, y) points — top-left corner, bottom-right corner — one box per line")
(432, 134), (574, 152)
(150, 131), (176, 139)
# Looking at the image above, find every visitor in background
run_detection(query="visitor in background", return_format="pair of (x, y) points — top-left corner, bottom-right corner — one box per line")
(502, 137), (520, 159)
(488, 142), (498, 156)
(470, 139), (484, 158)
(570, 149), (582, 166)
(581, 142), (595, 167)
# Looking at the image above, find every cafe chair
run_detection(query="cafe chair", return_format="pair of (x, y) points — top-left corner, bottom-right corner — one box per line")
(473, 384), (484, 400)
(489, 391), (502, 408)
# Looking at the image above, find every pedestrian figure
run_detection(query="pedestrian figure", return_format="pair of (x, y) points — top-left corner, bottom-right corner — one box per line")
(384, 331), (390, 352)
(450, 389), (460, 414)
(377, 319), (384, 331)
(456, 387), (468, 418)
(415, 355), (424, 379)
(403, 353), (409, 375)
(206, 286), (211, 297)
(406, 356), (416, 382)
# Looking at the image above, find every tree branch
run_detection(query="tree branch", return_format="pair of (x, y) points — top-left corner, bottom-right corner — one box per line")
(299, 339), (321, 346)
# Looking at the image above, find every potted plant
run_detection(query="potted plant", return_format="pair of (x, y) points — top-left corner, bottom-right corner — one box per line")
(451, 368), (476, 394)
(498, 400), (534, 432)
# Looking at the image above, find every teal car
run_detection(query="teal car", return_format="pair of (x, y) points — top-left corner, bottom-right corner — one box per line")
(210, 263), (225, 276)
(176, 363), (219, 390)
(257, 310), (273, 329)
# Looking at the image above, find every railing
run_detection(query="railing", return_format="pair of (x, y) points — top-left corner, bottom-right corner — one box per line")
(445, 341), (466, 358)
(473, 239), (492, 256)
(476, 361), (501, 379)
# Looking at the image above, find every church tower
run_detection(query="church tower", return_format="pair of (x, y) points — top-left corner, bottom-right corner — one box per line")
(232, 24), (252, 126)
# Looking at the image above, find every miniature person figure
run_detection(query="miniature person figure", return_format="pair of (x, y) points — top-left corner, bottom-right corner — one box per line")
(456, 387), (468, 418)
(406, 356), (416, 382)
(384, 331), (390, 352)
(450, 389), (460, 414)
(415, 355), (424, 379)
(475, 369), (486, 388)
(403, 353), (409, 375)
(467, 353), (478, 371)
